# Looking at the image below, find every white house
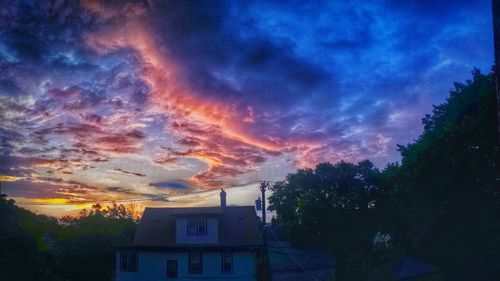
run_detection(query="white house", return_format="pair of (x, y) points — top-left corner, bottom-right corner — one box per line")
(115, 189), (263, 281)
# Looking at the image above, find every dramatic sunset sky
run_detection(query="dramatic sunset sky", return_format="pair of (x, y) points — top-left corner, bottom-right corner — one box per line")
(0, 0), (493, 216)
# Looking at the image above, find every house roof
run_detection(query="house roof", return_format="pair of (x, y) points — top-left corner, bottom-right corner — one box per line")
(392, 256), (433, 280)
(266, 225), (336, 281)
(131, 206), (262, 247)
(171, 207), (223, 215)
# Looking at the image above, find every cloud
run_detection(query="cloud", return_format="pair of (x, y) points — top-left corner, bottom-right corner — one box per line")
(2, 177), (97, 201)
(149, 180), (190, 190)
(0, 175), (23, 182)
(109, 168), (146, 177)
(106, 186), (139, 195)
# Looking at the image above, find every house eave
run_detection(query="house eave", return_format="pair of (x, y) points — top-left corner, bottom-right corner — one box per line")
(116, 244), (263, 252)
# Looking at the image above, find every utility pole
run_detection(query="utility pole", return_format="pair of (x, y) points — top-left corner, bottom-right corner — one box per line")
(260, 181), (270, 225)
(0, 181), (5, 202)
(259, 181), (272, 281)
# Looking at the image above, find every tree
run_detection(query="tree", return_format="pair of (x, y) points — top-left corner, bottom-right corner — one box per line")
(0, 197), (138, 281)
(0, 194), (62, 281)
(269, 160), (381, 280)
(383, 70), (499, 281)
(56, 202), (138, 281)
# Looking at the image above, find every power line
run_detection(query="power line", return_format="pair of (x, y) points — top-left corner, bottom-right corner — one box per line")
(267, 248), (334, 259)
(267, 226), (322, 281)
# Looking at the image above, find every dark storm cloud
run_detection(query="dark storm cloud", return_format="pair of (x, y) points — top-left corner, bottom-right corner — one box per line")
(146, 1), (333, 108)
(150, 181), (190, 190)
(0, 1), (94, 64)
(384, 0), (488, 20)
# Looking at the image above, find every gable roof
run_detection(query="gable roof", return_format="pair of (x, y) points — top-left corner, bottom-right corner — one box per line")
(131, 206), (262, 247)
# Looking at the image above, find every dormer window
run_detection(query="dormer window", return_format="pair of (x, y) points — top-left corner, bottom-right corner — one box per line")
(187, 216), (207, 236)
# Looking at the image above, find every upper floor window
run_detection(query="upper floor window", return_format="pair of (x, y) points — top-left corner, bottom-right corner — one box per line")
(187, 216), (207, 236)
(221, 251), (233, 274)
(120, 251), (138, 272)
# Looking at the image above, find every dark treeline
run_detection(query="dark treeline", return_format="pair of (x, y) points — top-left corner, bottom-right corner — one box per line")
(269, 69), (499, 281)
(0, 198), (137, 281)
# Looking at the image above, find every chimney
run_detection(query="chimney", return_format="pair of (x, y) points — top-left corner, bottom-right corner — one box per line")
(220, 188), (227, 208)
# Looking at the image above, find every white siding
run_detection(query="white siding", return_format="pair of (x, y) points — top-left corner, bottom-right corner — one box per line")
(115, 251), (257, 281)
(176, 217), (219, 244)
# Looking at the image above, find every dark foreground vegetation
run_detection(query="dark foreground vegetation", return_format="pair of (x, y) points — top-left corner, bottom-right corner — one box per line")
(269, 69), (499, 281)
(0, 199), (137, 281)
(0, 70), (498, 281)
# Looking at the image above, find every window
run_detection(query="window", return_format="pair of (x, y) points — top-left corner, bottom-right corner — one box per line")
(187, 217), (197, 236)
(120, 251), (138, 272)
(197, 217), (206, 235)
(189, 252), (202, 274)
(221, 251), (233, 273)
(187, 216), (207, 236)
(166, 260), (177, 278)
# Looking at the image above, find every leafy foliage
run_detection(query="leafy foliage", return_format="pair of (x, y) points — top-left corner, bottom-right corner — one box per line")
(58, 203), (138, 240)
(269, 160), (381, 280)
(0, 196), (138, 281)
(0, 197), (62, 281)
(388, 70), (499, 280)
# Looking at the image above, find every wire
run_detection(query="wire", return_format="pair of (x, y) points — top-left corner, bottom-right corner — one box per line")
(267, 248), (334, 259)
(267, 227), (323, 281)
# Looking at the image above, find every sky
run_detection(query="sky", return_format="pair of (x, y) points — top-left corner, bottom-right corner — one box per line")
(0, 0), (494, 217)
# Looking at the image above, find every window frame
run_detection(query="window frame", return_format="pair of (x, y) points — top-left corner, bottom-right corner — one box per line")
(197, 216), (207, 235)
(188, 252), (203, 274)
(186, 216), (207, 236)
(221, 251), (233, 274)
(119, 251), (138, 272)
(166, 259), (178, 278)
(187, 217), (198, 236)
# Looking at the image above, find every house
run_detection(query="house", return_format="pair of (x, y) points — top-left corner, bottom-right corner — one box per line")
(115, 189), (263, 281)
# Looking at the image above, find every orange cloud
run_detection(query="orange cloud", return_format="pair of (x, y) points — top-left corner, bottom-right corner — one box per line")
(0, 175), (23, 182)
(32, 198), (72, 205)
